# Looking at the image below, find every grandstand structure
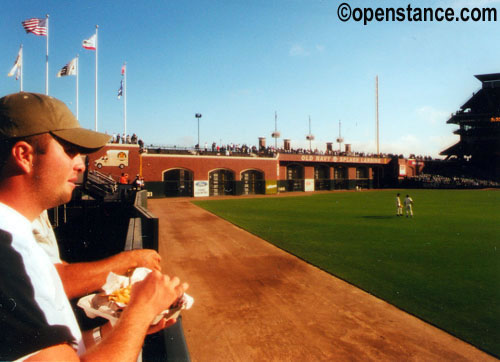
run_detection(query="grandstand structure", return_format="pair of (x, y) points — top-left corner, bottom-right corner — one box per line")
(440, 73), (500, 181)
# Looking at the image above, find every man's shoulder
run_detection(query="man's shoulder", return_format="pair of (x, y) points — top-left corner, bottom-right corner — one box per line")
(0, 230), (77, 361)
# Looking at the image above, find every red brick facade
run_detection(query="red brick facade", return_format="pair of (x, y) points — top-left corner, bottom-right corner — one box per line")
(87, 145), (401, 197)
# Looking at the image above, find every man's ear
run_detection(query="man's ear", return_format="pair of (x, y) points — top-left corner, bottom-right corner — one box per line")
(11, 141), (35, 174)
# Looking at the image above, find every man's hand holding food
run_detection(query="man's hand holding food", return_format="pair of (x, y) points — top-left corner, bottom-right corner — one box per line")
(123, 270), (189, 327)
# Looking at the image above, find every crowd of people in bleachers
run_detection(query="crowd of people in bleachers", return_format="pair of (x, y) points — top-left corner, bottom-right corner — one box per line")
(116, 133), (442, 161)
(110, 133), (144, 149)
(408, 154), (435, 161)
(140, 140), (440, 161)
(107, 127), (446, 162)
(104, 129), (446, 160)
(275, 147), (401, 158)
(404, 173), (500, 189)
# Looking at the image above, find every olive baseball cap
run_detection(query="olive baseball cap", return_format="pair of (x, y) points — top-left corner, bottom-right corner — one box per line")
(0, 92), (110, 152)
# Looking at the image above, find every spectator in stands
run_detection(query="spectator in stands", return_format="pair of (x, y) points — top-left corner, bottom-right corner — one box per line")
(119, 172), (129, 184)
(0, 92), (187, 360)
(404, 194), (414, 217)
(119, 173), (129, 199)
(396, 193), (403, 216)
(132, 174), (143, 190)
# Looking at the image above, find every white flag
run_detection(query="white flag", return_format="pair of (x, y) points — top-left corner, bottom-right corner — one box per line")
(82, 34), (96, 50)
(57, 58), (77, 77)
(8, 46), (22, 77)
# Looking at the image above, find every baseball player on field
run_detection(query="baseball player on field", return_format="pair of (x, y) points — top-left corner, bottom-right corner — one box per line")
(396, 193), (403, 216)
(404, 194), (414, 217)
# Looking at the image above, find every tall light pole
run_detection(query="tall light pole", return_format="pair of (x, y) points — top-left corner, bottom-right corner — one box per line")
(306, 115), (315, 152)
(271, 111), (280, 149)
(336, 120), (344, 153)
(195, 113), (202, 149)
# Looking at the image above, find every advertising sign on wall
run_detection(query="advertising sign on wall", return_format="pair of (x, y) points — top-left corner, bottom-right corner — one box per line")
(304, 179), (314, 192)
(265, 180), (278, 195)
(94, 150), (129, 169)
(194, 180), (209, 197)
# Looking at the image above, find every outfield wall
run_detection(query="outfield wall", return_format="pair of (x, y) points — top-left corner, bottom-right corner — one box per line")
(86, 145), (402, 198)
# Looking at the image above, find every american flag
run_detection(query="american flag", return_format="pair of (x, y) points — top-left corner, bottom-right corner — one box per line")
(117, 80), (123, 99)
(22, 18), (48, 36)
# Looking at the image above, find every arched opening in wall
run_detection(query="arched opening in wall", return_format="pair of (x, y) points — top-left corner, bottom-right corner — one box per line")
(286, 164), (304, 191)
(241, 170), (265, 195)
(356, 166), (369, 189)
(314, 164), (330, 191)
(162, 169), (193, 197)
(209, 169), (235, 196)
(373, 166), (384, 188)
(333, 166), (347, 189)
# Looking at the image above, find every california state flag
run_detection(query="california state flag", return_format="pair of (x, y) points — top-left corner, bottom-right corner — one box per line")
(82, 34), (96, 50)
(8, 46), (22, 78)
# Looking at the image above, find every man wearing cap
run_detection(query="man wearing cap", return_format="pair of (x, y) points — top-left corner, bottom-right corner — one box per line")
(0, 92), (188, 360)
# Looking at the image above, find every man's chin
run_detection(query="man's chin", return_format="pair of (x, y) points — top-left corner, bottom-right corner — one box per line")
(57, 189), (76, 207)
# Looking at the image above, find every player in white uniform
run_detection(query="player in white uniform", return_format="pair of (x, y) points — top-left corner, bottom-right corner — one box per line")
(404, 194), (414, 217)
(396, 193), (403, 216)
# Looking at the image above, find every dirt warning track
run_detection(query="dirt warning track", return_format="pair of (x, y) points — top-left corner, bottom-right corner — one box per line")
(150, 198), (495, 362)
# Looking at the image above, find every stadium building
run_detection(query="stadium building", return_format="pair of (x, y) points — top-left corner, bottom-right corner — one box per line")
(86, 142), (411, 198)
(439, 73), (500, 180)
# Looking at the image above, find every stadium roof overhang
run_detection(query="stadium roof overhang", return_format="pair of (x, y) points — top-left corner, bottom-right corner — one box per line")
(440, 142), (463, 157)
(475, 73), (500, 83)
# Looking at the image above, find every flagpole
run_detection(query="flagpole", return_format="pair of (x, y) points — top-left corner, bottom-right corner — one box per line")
(95, 25), (99, 131)
(124, 62), (127, 137)
(45, 14), (49, 95)
(20, 44), (24, 92)
(76, 55), (79, 120)
(376, 75), (379, 155)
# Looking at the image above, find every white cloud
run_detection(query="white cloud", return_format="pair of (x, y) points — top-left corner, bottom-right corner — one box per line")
(289, 44), (309, 57)
(430, 134), (460, 151)
(288, 43), (326, 57)
(177, 136), (195, 147)
(231, 88), (252, 97)
(416, 106), (450, 124)
(374, 133), (461, 158)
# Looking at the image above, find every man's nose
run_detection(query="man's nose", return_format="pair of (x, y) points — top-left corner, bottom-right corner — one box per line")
(74, 155), (86, 173)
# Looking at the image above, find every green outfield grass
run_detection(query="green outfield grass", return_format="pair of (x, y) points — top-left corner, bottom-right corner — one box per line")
(194, 189), (500, 357)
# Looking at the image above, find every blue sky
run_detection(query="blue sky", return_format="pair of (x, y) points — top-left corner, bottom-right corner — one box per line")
(2, 0), (499, 157)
